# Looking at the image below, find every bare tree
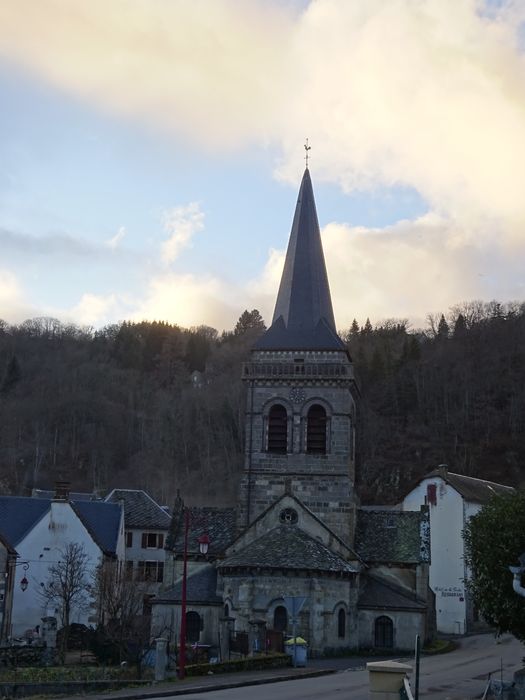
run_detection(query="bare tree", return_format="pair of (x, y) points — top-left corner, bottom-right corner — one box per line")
(92, 561), (161, 677)
(40, 542), (91, 657)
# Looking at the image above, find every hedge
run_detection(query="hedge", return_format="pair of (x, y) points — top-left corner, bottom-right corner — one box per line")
(185, 653), (291, 677)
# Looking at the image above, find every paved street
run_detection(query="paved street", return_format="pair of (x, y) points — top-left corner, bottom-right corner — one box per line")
(144, 633), (523, 700)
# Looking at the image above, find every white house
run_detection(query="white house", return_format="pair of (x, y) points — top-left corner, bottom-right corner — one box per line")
(0, 482), (125, 637)
(401, 466), (514, 635)
(104, 489), (171, 600)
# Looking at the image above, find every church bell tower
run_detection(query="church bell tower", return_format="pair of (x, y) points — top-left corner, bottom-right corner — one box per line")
(239, 167), (358, 545)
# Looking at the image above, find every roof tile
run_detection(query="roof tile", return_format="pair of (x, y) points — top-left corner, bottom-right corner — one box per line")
(105, 489), (171, 530)
(220, 525), (358, 574)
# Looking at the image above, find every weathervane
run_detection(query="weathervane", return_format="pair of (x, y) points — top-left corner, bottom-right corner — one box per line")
(304, 138), (311, 168)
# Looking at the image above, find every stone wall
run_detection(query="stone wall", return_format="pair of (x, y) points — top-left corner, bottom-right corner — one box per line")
(220, 570), (359, 655)
(358, 609), (426, 650)
(151, 602), (221, 649)
(240, 349), (357, 544)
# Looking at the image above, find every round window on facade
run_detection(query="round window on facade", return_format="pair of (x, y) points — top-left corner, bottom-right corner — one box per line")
(279, 508), (298, 525)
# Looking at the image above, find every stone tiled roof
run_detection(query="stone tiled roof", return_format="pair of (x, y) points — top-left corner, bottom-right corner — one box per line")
(421, 467), (515, 504)
(254, 169), (346, 352)
(355, 509), (429, 564)
(358, 575), (427, 611)
(220, 525), (358, 574)
(167, 505), (237, 556)
(105, 489), (171, 530)
(153, 566), (222, 605)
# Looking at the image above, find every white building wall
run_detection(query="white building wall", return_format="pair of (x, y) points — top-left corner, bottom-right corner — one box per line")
(403, 478), (468, 634)
(125, 528), (166, 566)
(11, 501), (110, 637)
(125, 527), (166, 593)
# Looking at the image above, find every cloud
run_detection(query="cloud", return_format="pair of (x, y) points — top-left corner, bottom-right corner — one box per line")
(105, 226), (126, 250)
(321, 214), (525, 330)
(246, 212), (525, 331)
(0, 0), (291, 149)
(131, 272), (239, 329)
(0, 268), (38, 322)
(9, 210), (525, 334)
(2, 1), (525, 329)
(161, 203), (204, 265)
(52, 272), (240, 331)
(68, 292), (122, 326)
(0, 227), (97, 257)
(1, 1), (525, 244)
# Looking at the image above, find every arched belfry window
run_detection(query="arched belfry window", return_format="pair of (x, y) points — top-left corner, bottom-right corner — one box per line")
(307, 404), (327, 454)
(273, 605), (288, 632)
(374, 616), (394, 648)
(338, 608), (346, 639)
(268, 404), (288, 453)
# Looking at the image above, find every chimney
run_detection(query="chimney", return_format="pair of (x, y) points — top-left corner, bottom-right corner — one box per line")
(53, 481), (71, 501)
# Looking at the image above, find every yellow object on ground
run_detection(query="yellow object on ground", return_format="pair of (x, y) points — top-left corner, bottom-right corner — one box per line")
(284, 637), (307, 645)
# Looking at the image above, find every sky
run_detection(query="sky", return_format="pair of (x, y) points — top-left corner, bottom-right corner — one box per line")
(1, 0), (525, 333)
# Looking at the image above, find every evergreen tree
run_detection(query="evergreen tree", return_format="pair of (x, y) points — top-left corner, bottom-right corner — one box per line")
(453, 313), (467, 337)
(350, 319), (360, 335)
(437, 314), (450, 339)
(362, 318), (373, 335)
(234, 309), (266, 336)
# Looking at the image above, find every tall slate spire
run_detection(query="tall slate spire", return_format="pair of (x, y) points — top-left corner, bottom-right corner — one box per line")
(255, 168), (345, 351)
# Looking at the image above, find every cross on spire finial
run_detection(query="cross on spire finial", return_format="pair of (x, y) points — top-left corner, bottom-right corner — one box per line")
(304, 138), (311, 169)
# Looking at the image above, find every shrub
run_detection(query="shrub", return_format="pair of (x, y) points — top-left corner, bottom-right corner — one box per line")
(185, 653), (291, 677)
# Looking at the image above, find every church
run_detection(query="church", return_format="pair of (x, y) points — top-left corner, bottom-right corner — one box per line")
(152, 166), (434, 655)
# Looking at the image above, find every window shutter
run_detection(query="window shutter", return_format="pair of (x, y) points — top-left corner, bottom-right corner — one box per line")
(158, 534), (164, 549)
(141, 533), (147, 549)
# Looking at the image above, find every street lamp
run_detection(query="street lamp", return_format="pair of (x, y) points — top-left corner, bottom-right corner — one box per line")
(197, 534), (210, 556)
(509, 553), (525, 598)
(19, 562), (30, 593)
(178, 508), (210, 680)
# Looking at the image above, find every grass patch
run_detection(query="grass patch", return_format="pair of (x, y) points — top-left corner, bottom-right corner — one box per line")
(422, 639), (457, 655)
(0, 665), (148, 683)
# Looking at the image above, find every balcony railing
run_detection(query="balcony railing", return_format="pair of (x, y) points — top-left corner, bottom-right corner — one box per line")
(242, 361), (353, 380)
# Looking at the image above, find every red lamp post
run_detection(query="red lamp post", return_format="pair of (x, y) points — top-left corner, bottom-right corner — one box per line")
(178, 510), (210, 680)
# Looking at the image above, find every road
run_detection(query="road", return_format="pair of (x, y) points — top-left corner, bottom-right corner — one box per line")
(149, 633), (523, 700)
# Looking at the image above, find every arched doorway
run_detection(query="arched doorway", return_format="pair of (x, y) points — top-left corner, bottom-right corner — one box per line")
(186, 611), (201, 643)
(273, 605), (288, 632)
(374, 616), (394, 648)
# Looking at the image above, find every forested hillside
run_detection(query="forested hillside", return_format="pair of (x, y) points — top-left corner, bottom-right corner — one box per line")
(0, 300), (524, 508)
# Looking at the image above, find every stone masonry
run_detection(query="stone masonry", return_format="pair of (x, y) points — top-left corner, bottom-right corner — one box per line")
(239, 349), (358, 544)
